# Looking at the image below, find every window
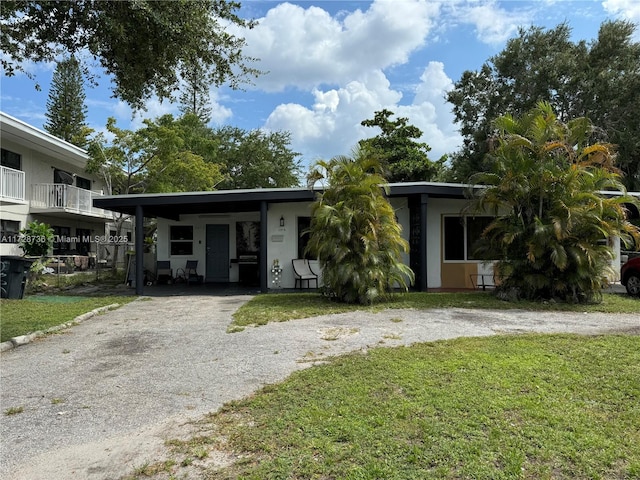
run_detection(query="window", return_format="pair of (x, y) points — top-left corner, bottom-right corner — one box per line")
(1, 148), (21, 170)
(297, 216), (311, 259)
(53, 226), (71, 254)
(443, 216), (494, 261)
(1, 220), (20, 243)
(76, 228), (91, 255)
(76, 176), (92, 190)
(444, 217), (465, 260)
(53, 168), (74, 185)
(170, 225), (193, 256)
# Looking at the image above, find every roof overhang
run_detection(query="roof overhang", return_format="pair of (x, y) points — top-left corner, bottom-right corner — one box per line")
(93, 187), (320, 220)
(0, 111), (89, 168)
(93, 182), (477, 220)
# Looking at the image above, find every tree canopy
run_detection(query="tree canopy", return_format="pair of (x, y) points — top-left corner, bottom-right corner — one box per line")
(468, 102), (640, 303)
(447, 20), (640, 190)
(1, 1), (261, 109)
(44, 56), (92, 148)
(86, 114), (301, 194)
(178, 58), (214, 124)
(358, 109), (444, 183)
(86, 114), (224, 196)
(215, 126), (302, 189)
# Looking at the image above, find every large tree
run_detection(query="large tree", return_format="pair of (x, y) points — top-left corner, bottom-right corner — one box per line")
(87, 114), (224, 196)
(178, 57), (213, 124)
(1, 1), (261, 109)
(447, 20), (640, 190)
(44, 56), (91, 148)
(359, 109), (444, 183)
(468, 102), (639, 304)
(306, 148), (414, 304)
(215, 126), (302, 189)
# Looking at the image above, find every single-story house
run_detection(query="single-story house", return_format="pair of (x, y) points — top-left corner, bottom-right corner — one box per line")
(93, 182), (639, 295)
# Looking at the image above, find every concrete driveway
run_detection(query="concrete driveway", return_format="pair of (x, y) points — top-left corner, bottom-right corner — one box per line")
(1, 294), (638, 479)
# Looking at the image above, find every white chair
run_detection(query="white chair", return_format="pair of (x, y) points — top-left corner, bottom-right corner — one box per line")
(292, 259), (318, 289)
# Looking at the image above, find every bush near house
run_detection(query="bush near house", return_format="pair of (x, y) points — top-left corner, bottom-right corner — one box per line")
(469, 102), (640, 303)
(306, 149), (414, 304)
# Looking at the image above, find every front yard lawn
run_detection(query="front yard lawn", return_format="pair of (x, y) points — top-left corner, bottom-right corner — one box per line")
(160, 334), (640, 479)
(231, 291), (639, 328)
(0, 295), (136, 342)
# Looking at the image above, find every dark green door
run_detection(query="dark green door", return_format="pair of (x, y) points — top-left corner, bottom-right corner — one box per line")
(206, 224), (229, 282)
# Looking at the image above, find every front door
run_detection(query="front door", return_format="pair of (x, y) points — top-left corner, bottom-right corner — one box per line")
(206, 224), (229, 282)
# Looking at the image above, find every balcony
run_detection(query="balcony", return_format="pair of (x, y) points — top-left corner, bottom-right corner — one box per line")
(30, 184), (112, 220)
(0, 165), (26, 203)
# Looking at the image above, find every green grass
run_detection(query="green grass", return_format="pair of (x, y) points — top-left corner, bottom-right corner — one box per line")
(163, 334), (640, 479)
(0, 295), (136, 342)
(231, 291), (639, 328)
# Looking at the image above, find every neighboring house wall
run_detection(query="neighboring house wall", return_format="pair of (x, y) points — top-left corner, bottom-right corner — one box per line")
(1, 112), (112, 259)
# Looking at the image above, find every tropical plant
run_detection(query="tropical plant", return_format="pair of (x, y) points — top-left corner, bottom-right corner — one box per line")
(468, 102), (640, 303)
(18, 221), (54, 257)
(306, 149), (414, 304)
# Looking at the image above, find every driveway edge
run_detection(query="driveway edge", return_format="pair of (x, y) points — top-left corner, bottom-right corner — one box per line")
(0, 304), (121, 353)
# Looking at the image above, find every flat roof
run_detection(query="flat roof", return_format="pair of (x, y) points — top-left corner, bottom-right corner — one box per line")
(93, 182), (639, 220)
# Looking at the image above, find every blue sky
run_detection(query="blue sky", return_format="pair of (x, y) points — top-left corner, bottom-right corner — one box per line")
(1, 0), (639, 172)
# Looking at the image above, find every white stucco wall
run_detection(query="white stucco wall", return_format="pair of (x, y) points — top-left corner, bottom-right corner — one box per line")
(157, 212), (260, 283)
(1, 135), (109, 257)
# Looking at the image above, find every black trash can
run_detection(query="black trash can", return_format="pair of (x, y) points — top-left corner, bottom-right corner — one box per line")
(1, 256), (35, 299)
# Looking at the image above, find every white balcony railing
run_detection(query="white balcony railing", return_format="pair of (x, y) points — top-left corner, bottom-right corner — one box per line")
(31, 183), (109, 218)
(0, 165), (26, 202)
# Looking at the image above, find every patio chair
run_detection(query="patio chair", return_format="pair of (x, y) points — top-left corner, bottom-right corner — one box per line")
(292, 259), (318, 289)
(176, 260), (202, 285)
(156, 260), (172, 284)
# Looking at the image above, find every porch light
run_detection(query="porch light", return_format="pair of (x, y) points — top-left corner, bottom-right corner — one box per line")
(280, 216), (285, 227)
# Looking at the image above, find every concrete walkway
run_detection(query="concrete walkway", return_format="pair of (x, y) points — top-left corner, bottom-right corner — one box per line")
(1, 294), (638, 479)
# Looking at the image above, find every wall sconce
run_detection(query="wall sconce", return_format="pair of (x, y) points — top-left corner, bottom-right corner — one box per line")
(280, 216), (285, 227)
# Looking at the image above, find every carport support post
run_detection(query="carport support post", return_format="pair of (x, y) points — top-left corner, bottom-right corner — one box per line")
(419, 194), (428, 292)
(135, 204), (144, 295)
(260, 200), (268, 293)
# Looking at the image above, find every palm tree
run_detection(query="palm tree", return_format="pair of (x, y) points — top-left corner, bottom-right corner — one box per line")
(306, 148), (414, 304)
(469, 102), (639, 303)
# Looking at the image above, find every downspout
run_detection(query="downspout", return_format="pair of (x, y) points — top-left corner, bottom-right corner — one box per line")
(260, 200), (268, 293)
(135, 204), (144, 296)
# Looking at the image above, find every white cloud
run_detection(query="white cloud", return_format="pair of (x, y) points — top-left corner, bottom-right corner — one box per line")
(264, 63), (461, 169)
(446, 0), (534, 45)
(404, 61), (461, 158)
(238, 0), (440, 92)
(602, 0), (640, 23)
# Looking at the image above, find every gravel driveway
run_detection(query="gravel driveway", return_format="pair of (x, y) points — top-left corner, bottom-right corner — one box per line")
(1, 294), (638, 479)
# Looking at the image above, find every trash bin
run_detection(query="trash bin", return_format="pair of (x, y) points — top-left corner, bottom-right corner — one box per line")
(0, 256), (35, 299)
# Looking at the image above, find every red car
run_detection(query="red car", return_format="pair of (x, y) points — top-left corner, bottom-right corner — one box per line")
(621, 256), (640, 296)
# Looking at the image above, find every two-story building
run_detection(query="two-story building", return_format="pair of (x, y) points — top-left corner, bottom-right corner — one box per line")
(1, 111), (118, 265)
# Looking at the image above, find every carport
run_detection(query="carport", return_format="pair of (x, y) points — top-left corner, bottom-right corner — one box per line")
(94, 188), (317, 295)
